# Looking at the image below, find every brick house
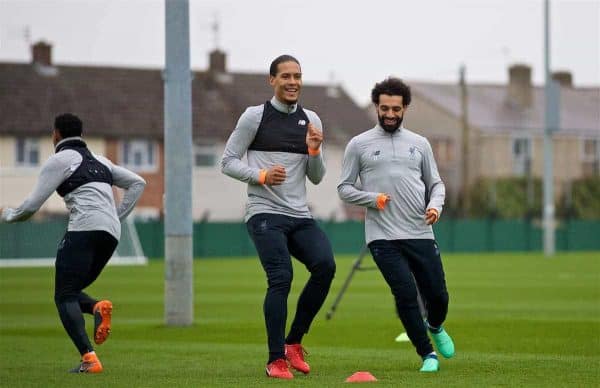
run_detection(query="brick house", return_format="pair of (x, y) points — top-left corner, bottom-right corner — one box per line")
(0, 42), (372, 221)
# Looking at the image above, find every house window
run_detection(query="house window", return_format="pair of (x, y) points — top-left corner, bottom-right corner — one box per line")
(193, 143), (217, 167)
(121, 139), (157, 172)
(582, 138), (599, 176)
(15, 138), (40, 167)
(512, 137), (532, 176)
(430, 138), (455, 164)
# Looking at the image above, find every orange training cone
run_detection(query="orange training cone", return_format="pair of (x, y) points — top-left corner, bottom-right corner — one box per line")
(345, 371), (378, 383)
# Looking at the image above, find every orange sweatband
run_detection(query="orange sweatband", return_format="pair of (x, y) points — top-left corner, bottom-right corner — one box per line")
(258, 169), (267, 185)
(376, 194), (388, 210)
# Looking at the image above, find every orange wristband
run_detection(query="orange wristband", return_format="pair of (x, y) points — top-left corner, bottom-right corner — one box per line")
(258, 169), (267, 185)
(376, 194), (388, 210)
(308, 147), (321, 156)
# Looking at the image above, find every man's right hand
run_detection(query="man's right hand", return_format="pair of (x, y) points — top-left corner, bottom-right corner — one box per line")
(265, 165), (286, 185)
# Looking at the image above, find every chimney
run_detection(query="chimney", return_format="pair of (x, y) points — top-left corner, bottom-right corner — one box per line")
(31, 41), (52, 66)
(209, 49), (226, 73)
(507, 63), (532, 108)
(552, 71), (573, 88)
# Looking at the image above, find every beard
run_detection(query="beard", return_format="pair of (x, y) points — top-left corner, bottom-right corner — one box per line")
(378, 115), (403, 133)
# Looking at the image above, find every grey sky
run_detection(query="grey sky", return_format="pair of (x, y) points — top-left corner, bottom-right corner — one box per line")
(1, 0), (598, 105)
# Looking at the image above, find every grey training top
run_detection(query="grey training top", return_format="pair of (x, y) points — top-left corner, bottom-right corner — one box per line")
(1, 137), (146, 240)
(221, 97), (326, 221)
(337, 125), (445, 243)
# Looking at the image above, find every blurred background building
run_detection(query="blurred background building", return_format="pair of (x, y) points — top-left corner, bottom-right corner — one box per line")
(0, 42), (373, 221)
(1, 41), (599, 222)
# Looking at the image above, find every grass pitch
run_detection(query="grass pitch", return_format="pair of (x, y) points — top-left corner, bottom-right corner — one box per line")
(1, 252), (598, 387)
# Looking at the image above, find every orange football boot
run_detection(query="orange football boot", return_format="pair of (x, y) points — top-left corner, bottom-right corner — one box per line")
(265, 358), (293, 379)
(285, 344), (310, 374)
(93, 300), (113, 345)
(70, 351), (103, 373)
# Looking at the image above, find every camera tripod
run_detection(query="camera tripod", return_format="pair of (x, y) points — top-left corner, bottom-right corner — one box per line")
(326, 244), (427, 320)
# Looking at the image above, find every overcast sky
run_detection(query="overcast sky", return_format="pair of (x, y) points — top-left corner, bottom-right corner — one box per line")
(1, 0), (598, 105)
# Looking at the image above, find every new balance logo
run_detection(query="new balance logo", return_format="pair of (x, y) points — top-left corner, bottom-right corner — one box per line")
(298, 120), (306, 126)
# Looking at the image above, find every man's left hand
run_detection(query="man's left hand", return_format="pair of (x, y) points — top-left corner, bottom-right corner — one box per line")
(425, 208), (439, 225)
(306, 123), (323, 151)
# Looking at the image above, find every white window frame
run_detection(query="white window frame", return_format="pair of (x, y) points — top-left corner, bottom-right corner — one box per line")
(581, 137), (600, 176)
(120, 139), (158, 173)
(15, 137), (40, 167)
(193, 143), (218, 167)
(581, 138), (600, 162)
(511, 136), (533, 176)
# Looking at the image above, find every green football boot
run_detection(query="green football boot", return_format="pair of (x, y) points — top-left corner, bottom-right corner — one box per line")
(430, 327), (455, 359)
(419, 356), (439, 372)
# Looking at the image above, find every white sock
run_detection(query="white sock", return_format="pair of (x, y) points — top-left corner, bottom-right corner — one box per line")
(426, 351), (438, 359)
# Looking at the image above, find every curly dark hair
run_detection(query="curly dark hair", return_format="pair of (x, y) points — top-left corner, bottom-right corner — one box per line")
(54, 113), (83, 138)
(371, 77), (411, 106)
(269, 54), (301, 77)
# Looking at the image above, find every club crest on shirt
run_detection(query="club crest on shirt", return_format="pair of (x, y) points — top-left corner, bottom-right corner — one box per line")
(298, 119), (306, 126)
(409, 146), (416, 159)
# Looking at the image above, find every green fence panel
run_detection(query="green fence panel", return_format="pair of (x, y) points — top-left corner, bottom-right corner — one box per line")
(556, 220), (569, 251)
(193, 223), (254, 257)
(529, 222), (544, 251)
(562, 219), (600, 251)
(451, 219), (492, 252)
(492, 220), (531, 251)
(2, 219), (600, 260)
(318, 221), (365, 254)
(433, 220), (455, 252)
(0, 219), (68, 259)
(134, 221), (164, 259)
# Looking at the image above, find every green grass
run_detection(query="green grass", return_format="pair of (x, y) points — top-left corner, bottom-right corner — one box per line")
(1, 252), (599, 387)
